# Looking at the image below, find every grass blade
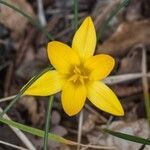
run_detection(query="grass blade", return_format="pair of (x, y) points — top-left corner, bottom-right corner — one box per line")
(104, 129), (150, 145)
(0, 117), (73, 145)
(43, 96), (54, 149)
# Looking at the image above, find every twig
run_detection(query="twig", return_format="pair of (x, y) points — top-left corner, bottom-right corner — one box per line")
(106, 116), (114, 126)
(85, 104), (107, 123)
(37, 0), (47, 26)
(0, 107), (36, 150)
(141, 45), (150, 128)
(77, 110), (84, 150)
(104, 73), (150, 85)
(0, 95), (16, 102)
(0, 140), (28, 150)
(80, 143), (116, 150)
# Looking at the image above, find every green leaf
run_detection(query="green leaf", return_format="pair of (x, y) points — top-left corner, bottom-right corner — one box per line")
(0, 117), (74, 145)
(104, 129), (150, 145)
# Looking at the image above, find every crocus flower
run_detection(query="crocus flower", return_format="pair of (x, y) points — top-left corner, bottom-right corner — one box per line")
(24, 17), (124, 116)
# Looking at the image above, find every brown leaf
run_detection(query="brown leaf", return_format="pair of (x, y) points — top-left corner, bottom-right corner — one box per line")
(118, 45), (142, 74)
(82, 114), (98, 133)
(97, 20), (150, 57)
(0, 0), (34, 37)
(19, 96), (40, 125)
(87, 119), (150, 150)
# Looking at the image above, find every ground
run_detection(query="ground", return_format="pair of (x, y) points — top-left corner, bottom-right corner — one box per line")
(0, 0), (150, 150)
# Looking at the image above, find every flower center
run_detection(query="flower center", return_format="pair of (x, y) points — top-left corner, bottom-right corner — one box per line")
(68, 66), (89, 84)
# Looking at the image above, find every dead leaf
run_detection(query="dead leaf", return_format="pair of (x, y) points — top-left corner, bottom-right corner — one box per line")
(87, 119), (150, 150)
(82, 114), (98, 133)
(118, 45), (142, 74)
(0, 0), (34, 38)
(19, 96), (40, 125)
(97, 20), (150, 57)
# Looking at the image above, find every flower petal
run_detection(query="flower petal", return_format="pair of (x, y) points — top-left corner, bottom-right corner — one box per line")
(87, 81), (124, 116)
(48, 41), (80, 74)
(24, 70), (65, 96)
(84, 54), (115, 80)
(72, 17), (96, 61)
(61, 82), (86, 116)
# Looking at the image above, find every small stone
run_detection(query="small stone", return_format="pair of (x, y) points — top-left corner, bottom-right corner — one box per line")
(51, 110), (61, 125)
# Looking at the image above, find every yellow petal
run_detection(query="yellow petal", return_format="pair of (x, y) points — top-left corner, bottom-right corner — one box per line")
(24, 70), (65, 96)
(84, 54), (115, 81)
(61, 82), (86, 116)
(48, 41), (80, 74)
(72, 17), (96, 61)
(87, 81), (124, 116)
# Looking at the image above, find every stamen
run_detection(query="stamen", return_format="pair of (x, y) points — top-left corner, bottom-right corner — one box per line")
(68, 66), (89, 84)
(79, 76), (84, 85)
(68, 74), (78, 82)
(74, 66), (81, 74)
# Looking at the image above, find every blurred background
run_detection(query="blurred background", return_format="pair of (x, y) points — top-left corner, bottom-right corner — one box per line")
(0, 0), (150, 149)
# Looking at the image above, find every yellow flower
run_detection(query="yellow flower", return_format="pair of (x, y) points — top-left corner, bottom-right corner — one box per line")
(24, 17), (124, 116)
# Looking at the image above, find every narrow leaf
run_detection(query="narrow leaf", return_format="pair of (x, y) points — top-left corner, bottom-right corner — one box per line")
(104, 129), (150, 145)
(0, 117), (74, 145)
(43, 96), (54, 149)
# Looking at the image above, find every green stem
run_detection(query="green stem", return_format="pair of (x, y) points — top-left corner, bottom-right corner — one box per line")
(43, 96), (54, 150)
(73, 0), (78, 30)
(0, 0), (53, 40)
(97, 0), (129, 42)
(0, 67), (52, 117)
